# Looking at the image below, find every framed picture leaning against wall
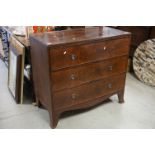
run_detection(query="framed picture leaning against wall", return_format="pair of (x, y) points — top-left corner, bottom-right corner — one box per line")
(8, 36), (25, 104)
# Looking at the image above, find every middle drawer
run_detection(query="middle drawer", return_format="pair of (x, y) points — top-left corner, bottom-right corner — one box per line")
(51, 56), (128, 92)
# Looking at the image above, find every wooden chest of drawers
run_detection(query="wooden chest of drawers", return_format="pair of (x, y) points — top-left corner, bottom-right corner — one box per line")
(30, 27), (131, 128)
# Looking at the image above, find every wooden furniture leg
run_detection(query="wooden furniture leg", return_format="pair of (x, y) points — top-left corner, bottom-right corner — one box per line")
(50, 112), (59, 128)
(117, 89), (125, 103)
(32, 97), (41, 107)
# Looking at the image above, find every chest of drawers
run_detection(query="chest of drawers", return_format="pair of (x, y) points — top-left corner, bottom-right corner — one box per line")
(30, 27), (131, 128)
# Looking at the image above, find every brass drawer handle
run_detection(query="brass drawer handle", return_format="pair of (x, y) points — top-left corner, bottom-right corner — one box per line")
(71, 54), (77, 60)
(108, 65), (113, 71)
(71, 93), (78, 100)
(70, 74), (76, 80)
(108, 83), (112, 89)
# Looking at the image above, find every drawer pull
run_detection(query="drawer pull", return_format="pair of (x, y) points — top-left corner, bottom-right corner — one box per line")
(70, 74), (76, 80)
(104, 46), (106, 50)
(71, 54), (77, 60)
(108, 65), (113, 71)
(71, 93), (78, 100)
(108, 83), (112, 89)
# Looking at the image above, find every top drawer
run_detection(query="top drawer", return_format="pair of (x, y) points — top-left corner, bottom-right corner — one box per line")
(50, 37), (130, 71)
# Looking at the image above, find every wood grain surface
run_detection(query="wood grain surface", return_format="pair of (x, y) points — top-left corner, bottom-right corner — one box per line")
(30, 27), (131, 128)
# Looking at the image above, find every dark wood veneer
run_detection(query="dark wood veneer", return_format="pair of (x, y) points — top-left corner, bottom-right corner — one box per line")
(50, 37), (130, 71)
(30, 26), (131, 128)
(52, 56), (128, 91)
(53, 74), (126, 110)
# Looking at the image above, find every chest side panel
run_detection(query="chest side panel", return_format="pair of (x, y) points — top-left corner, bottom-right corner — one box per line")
(30, 38), (52, 110)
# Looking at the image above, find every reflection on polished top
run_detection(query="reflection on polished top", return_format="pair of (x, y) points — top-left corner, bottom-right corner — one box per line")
(30, 26), (130, 46)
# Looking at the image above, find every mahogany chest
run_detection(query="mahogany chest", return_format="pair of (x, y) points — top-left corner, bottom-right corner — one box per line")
(30, 27), (131, 128)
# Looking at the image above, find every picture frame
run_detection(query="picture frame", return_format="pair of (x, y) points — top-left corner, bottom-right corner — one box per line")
(8, 36), (25, 104)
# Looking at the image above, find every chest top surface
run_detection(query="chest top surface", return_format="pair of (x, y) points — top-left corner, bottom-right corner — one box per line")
(30, 27), (131, 47)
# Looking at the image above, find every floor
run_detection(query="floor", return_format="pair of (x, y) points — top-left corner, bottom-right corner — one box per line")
(0, 59), (155, 129)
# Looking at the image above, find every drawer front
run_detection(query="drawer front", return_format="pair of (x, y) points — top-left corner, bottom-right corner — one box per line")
(53, 74), (126, 110)
(50, 37), (130, 71)
(52, 56), (128, 91)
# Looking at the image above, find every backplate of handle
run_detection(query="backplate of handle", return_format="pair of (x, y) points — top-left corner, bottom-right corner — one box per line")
(71, 54), (77, 60)
(108, 65), (113, 71)
(70, 74), (76, 80)
(108, 83), (112, 89)
(71, 93), (78, 100)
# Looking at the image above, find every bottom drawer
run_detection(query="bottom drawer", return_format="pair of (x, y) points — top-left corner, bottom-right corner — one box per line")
(53, 74), (126, 110)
